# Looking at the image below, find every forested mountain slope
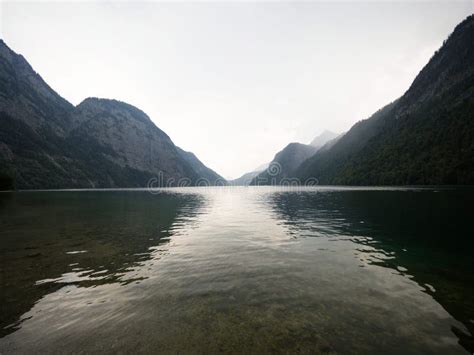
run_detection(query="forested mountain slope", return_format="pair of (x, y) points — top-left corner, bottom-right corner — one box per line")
(0, 40), (223, 189)
(296, 15), (474, 185)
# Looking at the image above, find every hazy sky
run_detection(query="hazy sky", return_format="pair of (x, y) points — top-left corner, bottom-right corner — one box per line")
(1, 1), (472, 179)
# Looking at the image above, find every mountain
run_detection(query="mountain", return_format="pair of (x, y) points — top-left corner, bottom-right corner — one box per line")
(242, 131), (339, 186)
(316, 132), (345, 153)
(250, 143), (318, 185)
(0, 40), (224, 189)
(176, 147), (226, 185)
(254, 162), (270, 172)
(309, 130), (339, 148)
(229, 162), (269, 186)
(295, 15), (474, 186)
(230, 170), (261, 186)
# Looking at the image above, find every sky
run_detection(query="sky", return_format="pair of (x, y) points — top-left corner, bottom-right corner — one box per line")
(1, 1), (473, 179)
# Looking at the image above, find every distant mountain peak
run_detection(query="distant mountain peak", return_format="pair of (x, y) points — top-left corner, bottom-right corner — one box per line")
(310, 130), (338, 147)
(249, 142), (318, 185)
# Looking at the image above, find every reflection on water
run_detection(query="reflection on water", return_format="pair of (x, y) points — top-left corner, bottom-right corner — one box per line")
(266, 188), (474, 352)
(0, 187), (473, 353)
(0, 191), (207, 337)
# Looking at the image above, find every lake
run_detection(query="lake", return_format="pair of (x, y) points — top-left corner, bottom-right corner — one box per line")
(0, 186), (473, 353)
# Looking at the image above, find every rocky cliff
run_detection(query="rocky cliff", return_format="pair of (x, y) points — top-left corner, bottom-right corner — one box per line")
(0, 40), (224, 189)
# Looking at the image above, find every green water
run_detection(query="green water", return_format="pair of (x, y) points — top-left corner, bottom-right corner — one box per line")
(0, 187), (473, 353)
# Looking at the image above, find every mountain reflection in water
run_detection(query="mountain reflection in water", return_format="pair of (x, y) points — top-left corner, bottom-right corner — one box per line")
(0, 187), (473, 353)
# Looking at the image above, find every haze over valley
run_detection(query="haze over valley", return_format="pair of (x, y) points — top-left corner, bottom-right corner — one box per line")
(1, 1), (472, 179)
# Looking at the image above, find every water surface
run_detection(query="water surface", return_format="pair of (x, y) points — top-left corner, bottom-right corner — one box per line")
(1, 187), (473, 353)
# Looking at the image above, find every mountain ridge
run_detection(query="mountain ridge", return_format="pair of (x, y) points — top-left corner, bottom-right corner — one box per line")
(250, 142), (318, 185)
(310, 130), (338, 148)
(294, 14), (474, 185)
(0, 40), (225, 189)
